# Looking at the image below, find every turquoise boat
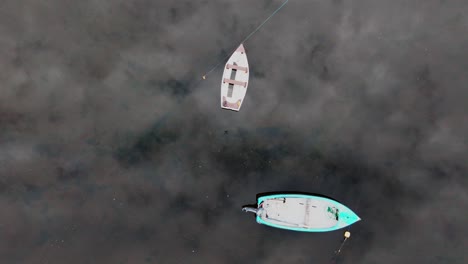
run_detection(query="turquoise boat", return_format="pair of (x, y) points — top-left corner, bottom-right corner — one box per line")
(242, 193), (361, 232)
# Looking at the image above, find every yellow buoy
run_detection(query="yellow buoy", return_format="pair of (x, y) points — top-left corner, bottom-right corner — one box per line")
(202, 75), (206, 80)
(344, 231), (351, 238)
(335, 231), (352, 255)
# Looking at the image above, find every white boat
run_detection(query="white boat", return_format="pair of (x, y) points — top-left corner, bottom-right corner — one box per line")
(242, 193), (361, 232)
(220, 44), (249, 111)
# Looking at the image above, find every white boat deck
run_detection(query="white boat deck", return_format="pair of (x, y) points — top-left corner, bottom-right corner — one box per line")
(258, 197), (339, 229)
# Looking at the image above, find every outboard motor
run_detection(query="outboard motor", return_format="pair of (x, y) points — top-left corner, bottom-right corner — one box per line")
(242, 206), (260, 214)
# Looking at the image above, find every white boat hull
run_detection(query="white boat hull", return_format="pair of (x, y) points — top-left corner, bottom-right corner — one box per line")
(220, 44), (249, 111)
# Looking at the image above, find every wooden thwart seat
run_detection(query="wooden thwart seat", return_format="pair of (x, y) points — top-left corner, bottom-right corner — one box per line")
(226, 64), (248, 73)
(223, 78), (247, 87)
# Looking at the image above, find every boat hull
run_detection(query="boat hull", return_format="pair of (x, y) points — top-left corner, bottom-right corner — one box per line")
(254, 194), (361, 232)
(220, 44), (249, 111)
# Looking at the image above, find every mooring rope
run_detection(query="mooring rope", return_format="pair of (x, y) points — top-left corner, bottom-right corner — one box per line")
(202, 0), (290, 79)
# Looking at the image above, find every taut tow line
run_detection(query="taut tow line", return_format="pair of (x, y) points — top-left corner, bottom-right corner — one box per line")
(201, 0), (290, 80)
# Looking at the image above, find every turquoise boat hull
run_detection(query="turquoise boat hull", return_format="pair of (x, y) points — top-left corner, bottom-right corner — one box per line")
(244, 193), (361, 232)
